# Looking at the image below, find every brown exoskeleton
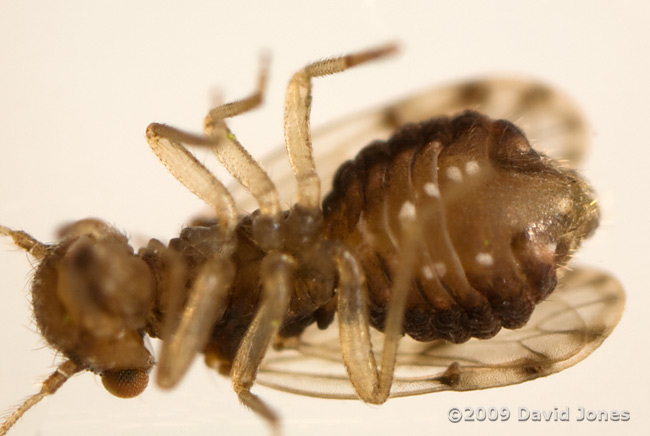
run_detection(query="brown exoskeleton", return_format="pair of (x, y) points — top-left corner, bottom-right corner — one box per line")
(0, 44), (624, 435)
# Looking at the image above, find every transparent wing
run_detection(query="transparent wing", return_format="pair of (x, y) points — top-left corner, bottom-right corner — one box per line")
(231, 77), (587, 211)
(257, 267), (624, 399)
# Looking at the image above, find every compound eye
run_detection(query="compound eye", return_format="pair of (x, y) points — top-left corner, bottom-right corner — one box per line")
(101, 368), (149, 398)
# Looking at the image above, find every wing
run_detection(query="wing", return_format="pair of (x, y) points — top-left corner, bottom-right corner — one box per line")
(257, 267), (624, 399)
(231, 77), (588, 211)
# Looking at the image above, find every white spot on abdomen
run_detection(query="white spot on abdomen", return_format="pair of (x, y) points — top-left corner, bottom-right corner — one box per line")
(399, 201), (416, 223)
(446, 166), (462, 182)
(476, 252), (494, 266)
(424, 182), (440, 197)
(465, 160), (480, 175)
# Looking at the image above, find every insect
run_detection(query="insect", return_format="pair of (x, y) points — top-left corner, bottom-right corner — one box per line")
(0, 44), (624, 435)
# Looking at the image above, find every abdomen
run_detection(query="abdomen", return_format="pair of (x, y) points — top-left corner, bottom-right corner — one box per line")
(322, 111), (599, 343)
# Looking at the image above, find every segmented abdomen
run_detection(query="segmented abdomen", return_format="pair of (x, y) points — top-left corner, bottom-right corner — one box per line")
(322, 111), (593, 343)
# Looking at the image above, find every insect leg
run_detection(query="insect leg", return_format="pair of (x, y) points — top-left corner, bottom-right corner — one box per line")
(205, 120), (281, 220)
(0, 360), (82, 436)
(231, 252), (296, 435)
(145, 124), (238, 245)
(146, 55), (281, 221)
(204, 52), (269, 121)
(284, 43), (398, 210)
(201, 54), (282, 220)
(335, 211), (419, 404)
(156, 256), (235, 389)
(333, 248), (378, 401)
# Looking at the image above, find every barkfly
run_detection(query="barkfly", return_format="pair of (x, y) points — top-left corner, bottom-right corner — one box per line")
(0, 43), (624, 435)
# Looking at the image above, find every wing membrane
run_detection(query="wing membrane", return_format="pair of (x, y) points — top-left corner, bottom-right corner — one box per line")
(257, 268), (624, 399)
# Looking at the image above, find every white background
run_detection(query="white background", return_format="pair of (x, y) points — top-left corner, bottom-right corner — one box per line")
(0, 1), (647, 435)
